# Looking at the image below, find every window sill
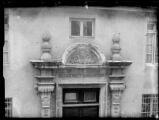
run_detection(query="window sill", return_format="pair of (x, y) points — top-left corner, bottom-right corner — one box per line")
(69, 36), (95, 40)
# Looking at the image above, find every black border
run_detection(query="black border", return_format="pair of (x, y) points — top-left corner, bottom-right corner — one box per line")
(1, 0), (159, 8)
(1, 0), (159, 119)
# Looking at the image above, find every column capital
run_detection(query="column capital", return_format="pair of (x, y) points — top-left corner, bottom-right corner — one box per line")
(37, 84), (55, 93)
(109, 83), (125, 91)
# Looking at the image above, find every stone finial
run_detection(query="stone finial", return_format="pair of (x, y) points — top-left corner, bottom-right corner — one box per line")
(40, 33), (52, 61)
(111, 33), (123, 61)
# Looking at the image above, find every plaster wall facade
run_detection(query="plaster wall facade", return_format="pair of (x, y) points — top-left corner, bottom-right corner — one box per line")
(4, 7), (158, 117)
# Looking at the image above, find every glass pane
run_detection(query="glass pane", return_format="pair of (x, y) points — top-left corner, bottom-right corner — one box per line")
(147, 35), (153, 44)
(83, 21), (92, 36)
(65, 92), (77, 102)
(84, 91), (96, 102)
(71, 21), (80, 36)
(146, 45), (152, 53)
(152, 97), (158, 111)
(146, 54), (152, 63)
(147, 23), (155, 30)
(146, 104), (150, 112)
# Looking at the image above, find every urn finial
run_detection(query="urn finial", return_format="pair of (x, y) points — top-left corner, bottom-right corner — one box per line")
(111, 33), (123, 61)
(40, 32), (52, 61)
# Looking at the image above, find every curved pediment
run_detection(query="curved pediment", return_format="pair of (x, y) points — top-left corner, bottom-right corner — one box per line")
(62, 43), (106, 65)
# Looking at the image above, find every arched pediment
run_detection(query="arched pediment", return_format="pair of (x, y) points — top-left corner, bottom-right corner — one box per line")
(62, 43), (106, 65)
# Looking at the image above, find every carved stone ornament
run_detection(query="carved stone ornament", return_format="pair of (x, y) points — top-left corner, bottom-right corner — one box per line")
(41, 94), (51, 107)
(66, 45), (99, 64)
(40, 32), (52, 61)
(40, 92), (52, 117)
(41, 108), (50, 117)
(111, 33), (123, 61)
(38, 85), (55, 93)
(110, 84), (125, 91)
(111, 91), (122, 117)
(112, 91), (121, 104)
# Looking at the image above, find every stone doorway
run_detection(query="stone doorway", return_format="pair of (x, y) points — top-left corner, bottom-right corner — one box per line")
(55, 84), (107, 117)
(30, 39), (132, 117)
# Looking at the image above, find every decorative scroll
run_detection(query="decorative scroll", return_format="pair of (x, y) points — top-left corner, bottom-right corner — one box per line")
(66, 45), (99, 64)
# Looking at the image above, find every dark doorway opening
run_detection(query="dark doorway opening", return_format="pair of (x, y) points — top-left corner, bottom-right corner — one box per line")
(63, 106), (99, 117)
(62, 88), (99, 117)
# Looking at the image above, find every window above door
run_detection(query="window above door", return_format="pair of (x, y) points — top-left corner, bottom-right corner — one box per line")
(63, 88), (99, 104)
(69, 18), (95, 38)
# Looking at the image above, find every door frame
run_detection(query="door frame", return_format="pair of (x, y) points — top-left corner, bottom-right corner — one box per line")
(55, 83), (108, 117)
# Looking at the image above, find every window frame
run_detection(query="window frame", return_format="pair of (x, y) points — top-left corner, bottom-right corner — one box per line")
(145, 15), (158, 65)
(63, 88), (99, 104)
(5, 98), (12, 117)
(141, 94), (158, 117)
(69, 18), (95, 38)
(4, 10), (9, 65)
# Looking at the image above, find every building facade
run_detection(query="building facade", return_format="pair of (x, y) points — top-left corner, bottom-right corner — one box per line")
(4, 7), (158, 117)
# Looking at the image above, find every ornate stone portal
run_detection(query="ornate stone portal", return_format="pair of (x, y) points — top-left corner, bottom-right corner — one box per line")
(30, 33), (132, 117)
